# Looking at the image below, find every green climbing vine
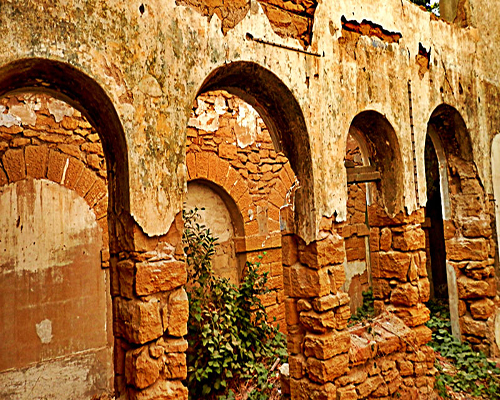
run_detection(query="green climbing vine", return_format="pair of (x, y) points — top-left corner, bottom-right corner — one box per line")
(183, 208), (287, 400)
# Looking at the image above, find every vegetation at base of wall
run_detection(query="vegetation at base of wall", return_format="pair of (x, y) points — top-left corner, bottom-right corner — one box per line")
(348, 289), (375, 326)
(409, 0), (440, 15)
(183, 208), (287, 400)
(426, 300), (500, 399)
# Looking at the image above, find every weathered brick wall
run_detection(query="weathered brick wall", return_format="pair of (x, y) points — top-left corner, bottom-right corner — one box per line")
(0, 93), (113, 398)
(343, 133), (371, 313)
(0, 93), (108, 244)
(176, 0), (318, 46)
(186, 90), (296, 331)
(444, 154), (497, 353)
(281, 208), (437, 399)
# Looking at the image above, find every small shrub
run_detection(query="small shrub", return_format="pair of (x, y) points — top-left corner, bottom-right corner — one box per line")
(183, 208), (287, 400)
(348, 288), (374, 326)
(426, 299), (500, 399)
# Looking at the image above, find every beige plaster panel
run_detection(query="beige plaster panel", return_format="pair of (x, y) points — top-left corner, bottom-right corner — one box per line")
(185, 181), (239, 283)
(0, 0), (497, 241)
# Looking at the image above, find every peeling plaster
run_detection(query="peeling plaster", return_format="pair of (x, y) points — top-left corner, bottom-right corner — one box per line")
(36, 319), (53, 344)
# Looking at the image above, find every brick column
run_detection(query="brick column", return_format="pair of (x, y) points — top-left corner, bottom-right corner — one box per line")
(282, 207), (351, 400)
(368, 205), (432, 339)
(110, 211), (189, 399)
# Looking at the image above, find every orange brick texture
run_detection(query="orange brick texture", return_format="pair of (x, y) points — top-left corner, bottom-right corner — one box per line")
(0, 93), (189, 400)
(186, 90), (296, 332)
(442, 156), (497, 352)
(0, 93), (109, 254)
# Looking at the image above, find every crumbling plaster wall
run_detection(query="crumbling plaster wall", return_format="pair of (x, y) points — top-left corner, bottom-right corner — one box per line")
(1, 0), (496, 243)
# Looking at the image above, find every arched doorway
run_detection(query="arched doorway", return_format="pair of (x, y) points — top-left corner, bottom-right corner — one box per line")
(0, 59), (128, 398)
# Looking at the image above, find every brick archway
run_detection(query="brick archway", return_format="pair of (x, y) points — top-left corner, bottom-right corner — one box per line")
(0, 91), (113, 398)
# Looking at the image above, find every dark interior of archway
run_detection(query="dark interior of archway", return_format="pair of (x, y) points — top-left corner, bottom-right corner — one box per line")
(350, 111), (403, 216)
(428, 105), (473, 163)
(0, 58), (129, 207)
(424, 135), (448, 299)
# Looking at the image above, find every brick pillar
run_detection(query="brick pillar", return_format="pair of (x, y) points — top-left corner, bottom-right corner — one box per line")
(282, 207), (351, 399)
(109, 211), (189, 400)
(368, 205), (432, 339)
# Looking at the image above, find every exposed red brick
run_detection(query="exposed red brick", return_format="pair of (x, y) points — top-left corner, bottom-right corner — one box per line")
(2, 148), (26, 182)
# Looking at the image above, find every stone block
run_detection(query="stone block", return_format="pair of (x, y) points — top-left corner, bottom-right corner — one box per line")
(117, 259), (135, 299)
(462, 218), (492, 238)
(336, 365), (368, 386)
(380, 227), (392, 251)
(299, 234), (346, 269)
(163, 288), (189, 337)
(461, 315), (487, 337)
(62, 156), (84, 189)
(128, 379), (188, 400)
(311, 292), (350, 312)
(219, 142), (237, 159)
(287, 324), (305, 354)
(457, 274), (489, 299)
(285, 298), (300, 325)
(2, 148), (25, 181)
(470, 298), (495, 320)
(164, 352), (187, 379)
(306, 353), (349, 383)
(356, 374), (384, 398)
(390, 282), (419, 306)
(115, 297), (163, 344)
(46, 149), (68, 183)
(300, 310), (336, 333)
(289, 354), (307, 379)
(290, 378), (337, 400)
(446, 238), (488, 261)
(74, 167), (97, 197)
(125, 346), (161, 389)
(304, 330), (350, 359)
(390, 304), (430, 327)
(377, 251), (411, 281)
(135, 260), (187, 296)
(392, 226), (425, 251)
(25, 145), (48, 178)
(289, 262), (331, 298)
(156, 337), (188, 353)
(336, 384), (357, 400)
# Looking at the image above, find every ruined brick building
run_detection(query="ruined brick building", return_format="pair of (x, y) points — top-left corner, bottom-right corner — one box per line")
(1, 0), (500, 399)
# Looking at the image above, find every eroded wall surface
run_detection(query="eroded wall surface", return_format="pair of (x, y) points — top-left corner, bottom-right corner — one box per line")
(1, 0), (500, 398)
(0, 93), (113, 399)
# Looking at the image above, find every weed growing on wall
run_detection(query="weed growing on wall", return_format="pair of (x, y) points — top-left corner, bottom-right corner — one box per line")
(348, 289), (374, 326)
(426, 300), (500, 399)
(183, 208), (287, 400)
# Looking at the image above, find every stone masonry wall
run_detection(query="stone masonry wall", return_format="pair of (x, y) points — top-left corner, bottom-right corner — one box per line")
(343, 133), (371, 313)
(186, 90), (296, 331)
(281, 206), (437, 400)
(0, 92), (113, 398)
(444, 154), (497, 353)
(176, 0), (318, 46)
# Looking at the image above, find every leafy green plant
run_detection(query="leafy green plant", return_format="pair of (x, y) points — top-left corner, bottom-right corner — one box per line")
(349, 288), (375, 326)
(183, 208), (287, 400)
(426, 299), (500, 399)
